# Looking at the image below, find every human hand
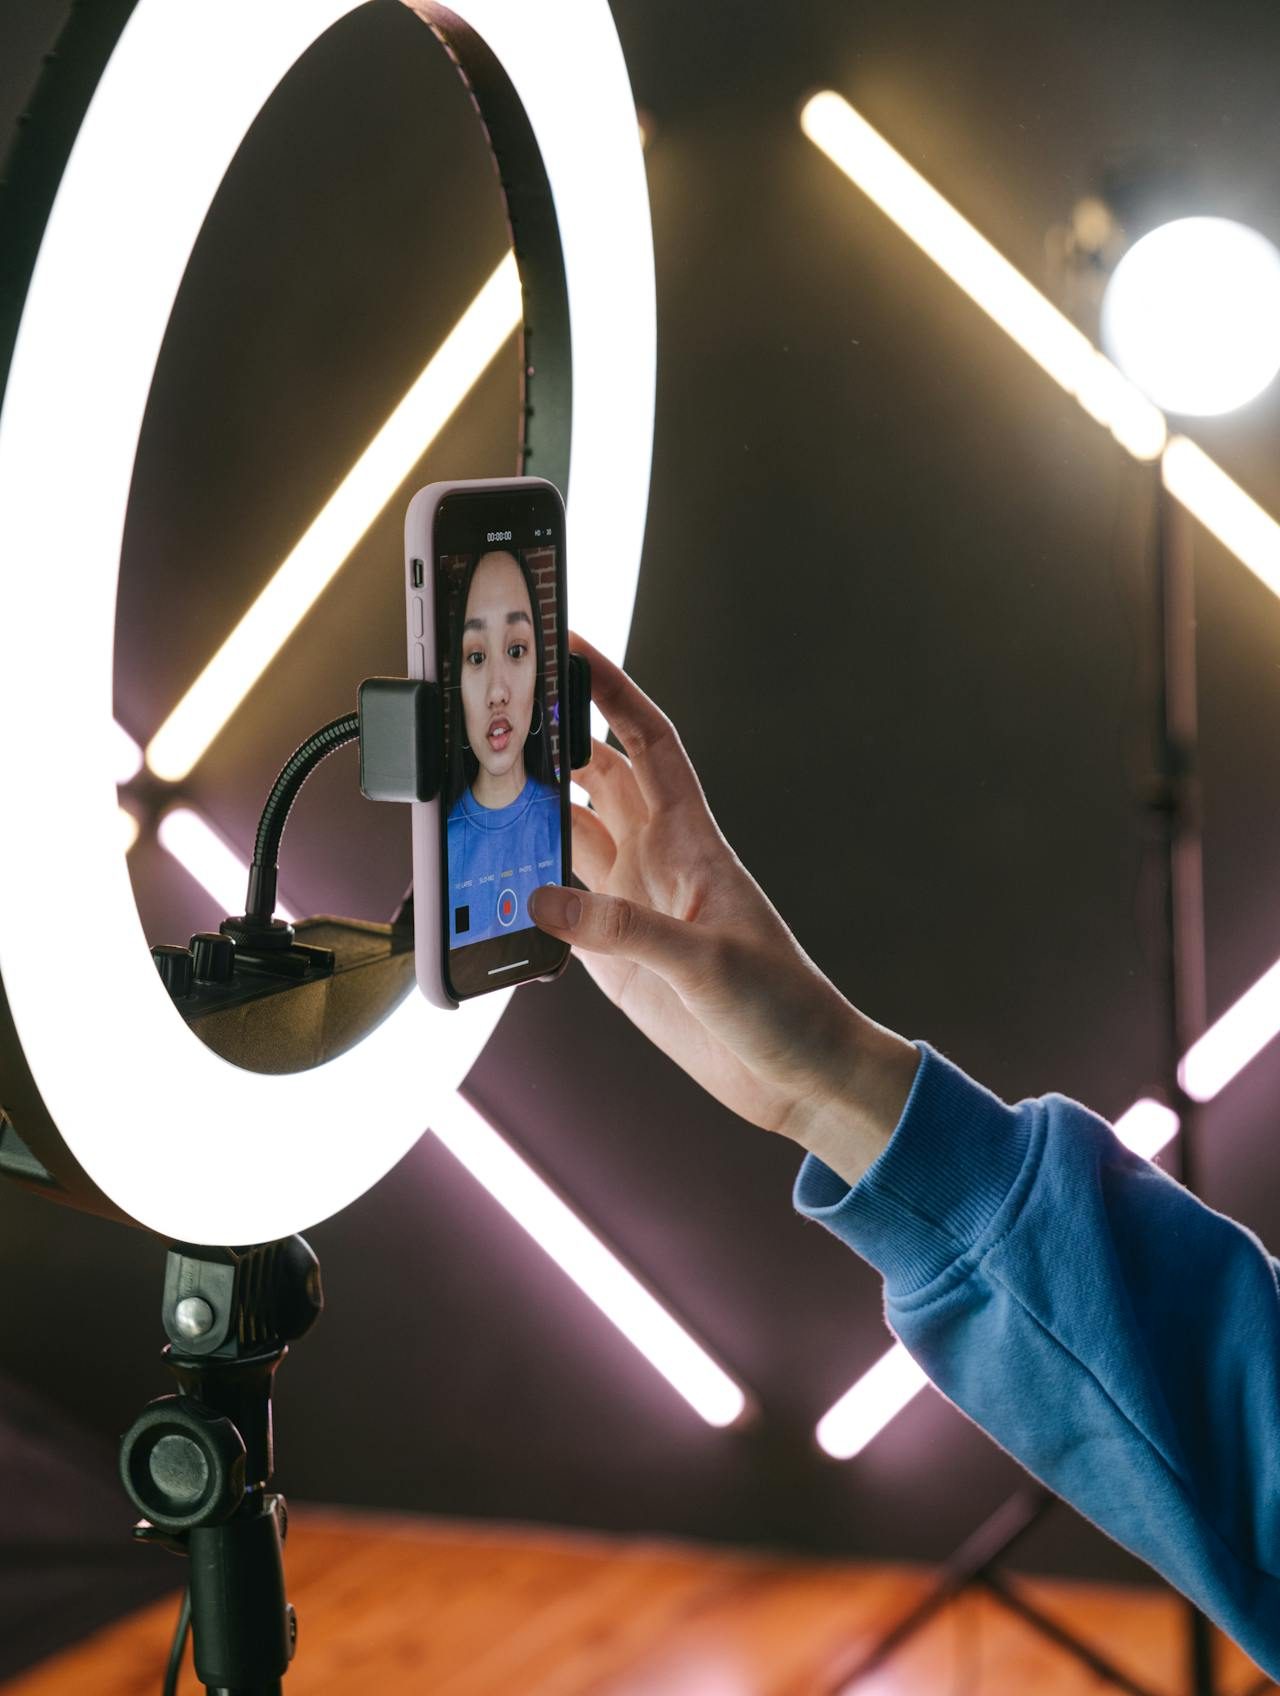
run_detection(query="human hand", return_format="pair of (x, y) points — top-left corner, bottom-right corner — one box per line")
(529, 634), (919, 1183)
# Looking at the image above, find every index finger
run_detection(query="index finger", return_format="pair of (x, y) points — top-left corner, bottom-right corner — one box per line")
(568, 629), (706, 816)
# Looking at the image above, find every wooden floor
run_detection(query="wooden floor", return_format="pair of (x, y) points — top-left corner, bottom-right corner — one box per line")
(0, 1509), (1269, 1696)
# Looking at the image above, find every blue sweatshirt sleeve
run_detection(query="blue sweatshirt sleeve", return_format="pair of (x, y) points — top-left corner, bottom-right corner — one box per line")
(793, 1040), (1280, 1678)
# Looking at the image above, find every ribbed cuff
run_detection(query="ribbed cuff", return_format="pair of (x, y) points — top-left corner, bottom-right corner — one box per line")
(792, 1041), (1036, 1296)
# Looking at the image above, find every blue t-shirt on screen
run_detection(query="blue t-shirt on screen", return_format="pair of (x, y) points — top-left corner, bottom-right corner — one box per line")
(445, 775), (560, 946)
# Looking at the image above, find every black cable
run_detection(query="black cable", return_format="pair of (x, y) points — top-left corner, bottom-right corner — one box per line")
(244, 713), (360, 924)
(162, 1587), (191, 1696)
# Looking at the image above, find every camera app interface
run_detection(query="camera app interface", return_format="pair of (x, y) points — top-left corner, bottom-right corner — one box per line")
(437, 527), (564, 958)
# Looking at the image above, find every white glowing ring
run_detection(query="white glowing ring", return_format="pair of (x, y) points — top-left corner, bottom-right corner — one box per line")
(0, 0), (654, 1242)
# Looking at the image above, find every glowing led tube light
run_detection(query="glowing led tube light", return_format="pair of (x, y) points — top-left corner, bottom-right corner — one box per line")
(799, 91), (1168, 463)
(429, 1092), (748, 1428)
(158, 806), (295, 925)
(0, 0), (654, 1243)
(1113, 1096), (1181, 1161)
(816, 1344), (930, 1461)
(1162, 435), (1280, 603)
(114, 719), (143, 785)
(145, 253), (523, 783)
(1180, 954), (1280, 1103)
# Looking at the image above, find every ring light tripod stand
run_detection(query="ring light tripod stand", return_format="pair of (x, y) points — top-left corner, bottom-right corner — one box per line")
(0, 2), (653, 1689)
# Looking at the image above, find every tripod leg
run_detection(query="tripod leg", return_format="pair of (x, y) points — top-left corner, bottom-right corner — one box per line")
(982, 1571), (1167, 1696)
(1187, 1601), (1216, 1696)
(820, 1487), (1050, 1691)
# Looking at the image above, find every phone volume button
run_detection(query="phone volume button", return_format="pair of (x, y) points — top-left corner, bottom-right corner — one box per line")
(412, 599), (424, 636)
(414, 642), (426, 677)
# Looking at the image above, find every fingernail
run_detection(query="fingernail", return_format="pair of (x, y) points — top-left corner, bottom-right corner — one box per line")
(531, 885), (581, 930)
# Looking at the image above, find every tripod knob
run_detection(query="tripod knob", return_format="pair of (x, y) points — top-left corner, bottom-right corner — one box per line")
(120, 1394), (246, 1533)
(151, 943), (193, 998)
(190, 931), (235, 984)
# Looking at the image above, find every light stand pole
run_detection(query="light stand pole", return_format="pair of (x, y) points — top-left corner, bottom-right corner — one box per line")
(1147, 471), (1218, 1696)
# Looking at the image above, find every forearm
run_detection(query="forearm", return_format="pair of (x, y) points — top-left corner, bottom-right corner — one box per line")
(784, 1008), (921, 1188)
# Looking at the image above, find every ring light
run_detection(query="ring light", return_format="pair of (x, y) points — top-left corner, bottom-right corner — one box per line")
(0, 0), (655, 1244)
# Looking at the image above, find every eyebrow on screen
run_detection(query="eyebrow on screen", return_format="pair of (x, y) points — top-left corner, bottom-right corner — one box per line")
(462, 609), (534, 634)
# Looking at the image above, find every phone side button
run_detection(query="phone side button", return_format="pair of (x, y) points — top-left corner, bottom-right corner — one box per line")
(412, 598), (424, 636)
(413, 641), (426, 678)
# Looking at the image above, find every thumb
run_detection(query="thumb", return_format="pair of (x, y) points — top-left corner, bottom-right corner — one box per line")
(529, 883), (708, 984)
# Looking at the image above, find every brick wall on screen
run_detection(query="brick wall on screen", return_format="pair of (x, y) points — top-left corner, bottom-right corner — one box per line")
(526, 546), (560, 772)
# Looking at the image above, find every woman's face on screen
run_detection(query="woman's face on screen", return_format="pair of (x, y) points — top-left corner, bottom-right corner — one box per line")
(460, 550), (536, 785)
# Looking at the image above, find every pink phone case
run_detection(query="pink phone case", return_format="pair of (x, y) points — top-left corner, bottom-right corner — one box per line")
(404, 477), (564, 1008)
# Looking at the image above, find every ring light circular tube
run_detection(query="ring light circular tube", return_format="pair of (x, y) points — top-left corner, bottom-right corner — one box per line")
(0, 0), (655, 1242)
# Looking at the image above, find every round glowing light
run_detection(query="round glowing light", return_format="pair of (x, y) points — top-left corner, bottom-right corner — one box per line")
(1101, 217), (1280, 416)
(0, 0), (654, 1243)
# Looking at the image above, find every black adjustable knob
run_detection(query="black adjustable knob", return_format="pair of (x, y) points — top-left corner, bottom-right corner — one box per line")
(190, 931), (235, 984)
(152, 944), (193, 998)
(568, 651), (592, 770)
(120, 1395), (247, 1533)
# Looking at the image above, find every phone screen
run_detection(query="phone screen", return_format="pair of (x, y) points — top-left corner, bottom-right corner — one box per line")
(432, 486), (570, 1000)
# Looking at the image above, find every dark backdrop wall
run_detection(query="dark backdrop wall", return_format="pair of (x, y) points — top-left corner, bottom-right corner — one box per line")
(3, 0), (1280, 1628)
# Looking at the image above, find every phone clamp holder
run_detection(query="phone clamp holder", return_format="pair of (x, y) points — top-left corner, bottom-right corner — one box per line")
(356, 650), (593, 804)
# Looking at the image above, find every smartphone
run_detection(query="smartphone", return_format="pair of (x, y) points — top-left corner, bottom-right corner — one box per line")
(405, 477), (573, 1008)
